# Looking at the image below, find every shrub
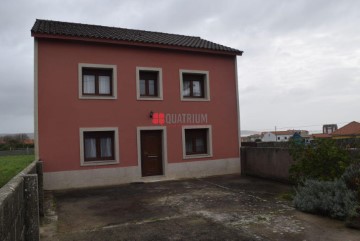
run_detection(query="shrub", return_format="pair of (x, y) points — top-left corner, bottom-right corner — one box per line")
(342, 163), (360, 201)
(345, 205), (360, 229)
(293, 179), (357, 220)
(289, 139), (351, 184)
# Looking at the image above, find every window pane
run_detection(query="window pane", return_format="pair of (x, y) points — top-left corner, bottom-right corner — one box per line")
(99, 76), (111, 94)
(84, 138), (96, 159)
(185, 129), (208, 155)
(195, 137), (205, 153)
(183, 80), (191, 96)
(83, 75), (95, 94)
(185, 138), (193, 154)
(192, 81), (202, 97)
(100, 137), (112, 158)
(148, 79), (155, 96)
(140, 80), (146, 96)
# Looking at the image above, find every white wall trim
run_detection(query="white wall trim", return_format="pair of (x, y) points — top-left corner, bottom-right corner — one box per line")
(78, 63), (117, 100)
(79, 127), (119, 166)
(235, 57), (241, 172)
(34, 39), (39, 160)
(136, 67), (163, 100)
(181, 125), (213, 159)
(179, 69), (210, 101)
(136, 126), (168, 178)
(43, 157), (240, 190)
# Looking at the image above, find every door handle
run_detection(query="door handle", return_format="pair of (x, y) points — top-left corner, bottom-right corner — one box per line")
(148, 155), (158, 158)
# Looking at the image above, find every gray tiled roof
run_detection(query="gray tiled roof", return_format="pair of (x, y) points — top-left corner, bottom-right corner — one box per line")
(31, 19), (242, 55)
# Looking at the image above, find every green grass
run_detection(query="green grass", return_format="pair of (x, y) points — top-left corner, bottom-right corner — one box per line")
(0, 155), (34, 188)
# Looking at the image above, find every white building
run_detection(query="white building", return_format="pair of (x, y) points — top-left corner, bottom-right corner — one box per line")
(261, 130), (309, 142)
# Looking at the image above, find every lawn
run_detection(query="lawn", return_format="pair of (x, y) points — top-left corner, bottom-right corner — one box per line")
(0, 155), (34, 188)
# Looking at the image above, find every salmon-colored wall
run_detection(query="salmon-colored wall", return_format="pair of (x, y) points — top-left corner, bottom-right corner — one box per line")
(37, 39), (239, 172)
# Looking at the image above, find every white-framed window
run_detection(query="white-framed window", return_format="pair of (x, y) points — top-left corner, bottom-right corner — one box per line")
(136, 67), (163, 100)
(182, 125), (213, 159)
(79, 127), (119, 166)
(179, 70), (210, 101)
(78, 63), (117, 99)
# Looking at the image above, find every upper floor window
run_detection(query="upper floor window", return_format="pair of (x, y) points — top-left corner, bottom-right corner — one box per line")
(136, 67), (163, 100)
(83, 68), (112, 95)
(78, 63), (117, 99)
(180, 70), (210, 101)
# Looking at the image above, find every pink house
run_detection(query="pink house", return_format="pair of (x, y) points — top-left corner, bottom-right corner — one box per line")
(31, 19), (243, 190)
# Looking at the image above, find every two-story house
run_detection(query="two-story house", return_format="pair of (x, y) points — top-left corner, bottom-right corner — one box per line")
(31, 19), (243, 190)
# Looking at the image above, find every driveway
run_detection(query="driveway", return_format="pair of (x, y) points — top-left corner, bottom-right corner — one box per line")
(40, 175), (360, 241)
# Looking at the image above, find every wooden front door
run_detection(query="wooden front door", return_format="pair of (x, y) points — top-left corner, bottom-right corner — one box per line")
(140, 130), (163, 176)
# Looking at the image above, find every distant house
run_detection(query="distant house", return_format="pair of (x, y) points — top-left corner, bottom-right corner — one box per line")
(261, 130), (309, 142)
(23, 139), (34, 145)
(331, 121), (360, 139)
(262, 132), (277, 142)
(241, 134), (262, 142)
(294, 132), (312, 143)
(262, 131), (290, 142)
(311, 123), (338, 139)
(311, 133), (332, 139)
(31, 19), (243, 190)
(323, 124), (338, 134)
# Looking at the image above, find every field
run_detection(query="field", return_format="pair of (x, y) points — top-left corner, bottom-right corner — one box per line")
(0, 155), (34, 188)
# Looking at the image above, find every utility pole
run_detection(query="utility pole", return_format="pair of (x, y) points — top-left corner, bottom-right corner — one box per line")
(275, 126), (277, 142)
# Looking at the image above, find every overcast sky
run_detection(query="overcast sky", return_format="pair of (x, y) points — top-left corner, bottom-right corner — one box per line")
(0, 0), (359, 134)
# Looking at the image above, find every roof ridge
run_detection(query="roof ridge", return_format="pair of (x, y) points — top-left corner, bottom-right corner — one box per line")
(31, 19), (243, 55)
(33, 19), (202, 40)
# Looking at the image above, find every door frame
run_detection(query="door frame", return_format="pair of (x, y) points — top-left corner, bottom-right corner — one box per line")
(137, 126), (167, 178)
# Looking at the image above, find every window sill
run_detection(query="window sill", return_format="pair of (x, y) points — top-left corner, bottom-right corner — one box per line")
(181, 97), (210, 102)
(79, 95), (117, 100)
(81, 160), (118, 166)
(137, 97), (163, 101)
(183, 153), (212, 160)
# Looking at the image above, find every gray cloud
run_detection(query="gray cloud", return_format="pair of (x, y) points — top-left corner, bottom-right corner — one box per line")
(0, 0), (359, 133)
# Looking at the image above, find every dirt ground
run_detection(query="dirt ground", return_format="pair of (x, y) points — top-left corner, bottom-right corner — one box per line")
(40, 175), (360, 241)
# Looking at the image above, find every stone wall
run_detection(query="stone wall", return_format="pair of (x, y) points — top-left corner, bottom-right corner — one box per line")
(241, 147), (295, 182)
(0, 160), (43, 241)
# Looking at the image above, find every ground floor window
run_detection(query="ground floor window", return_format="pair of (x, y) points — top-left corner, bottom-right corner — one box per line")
(185, 129), (207, 155)
(84, 131), (114, 161)
(182, 125), (213, 159)
(80, 128), (119, 166)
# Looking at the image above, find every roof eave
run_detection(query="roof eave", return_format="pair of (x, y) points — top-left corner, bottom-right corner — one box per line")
(31, 33), (243, 56)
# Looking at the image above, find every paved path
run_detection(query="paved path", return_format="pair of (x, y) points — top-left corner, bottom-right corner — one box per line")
(40, 175), (360, 241)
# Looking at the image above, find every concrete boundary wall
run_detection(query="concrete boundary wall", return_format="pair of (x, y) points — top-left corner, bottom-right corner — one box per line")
(241, 147), (295, 183)
(0, 149), (35, 156)
(0, 160), (43, 241)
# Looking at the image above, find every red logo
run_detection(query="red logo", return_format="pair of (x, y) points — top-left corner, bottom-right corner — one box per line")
(152, 113), (165, 125)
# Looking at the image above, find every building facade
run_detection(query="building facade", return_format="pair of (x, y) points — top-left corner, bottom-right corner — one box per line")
(32, 20), (243, 190)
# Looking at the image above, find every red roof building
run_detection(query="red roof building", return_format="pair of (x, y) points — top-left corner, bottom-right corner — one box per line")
(32, 20), (243, 190)
(331, 121), (360, 139)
